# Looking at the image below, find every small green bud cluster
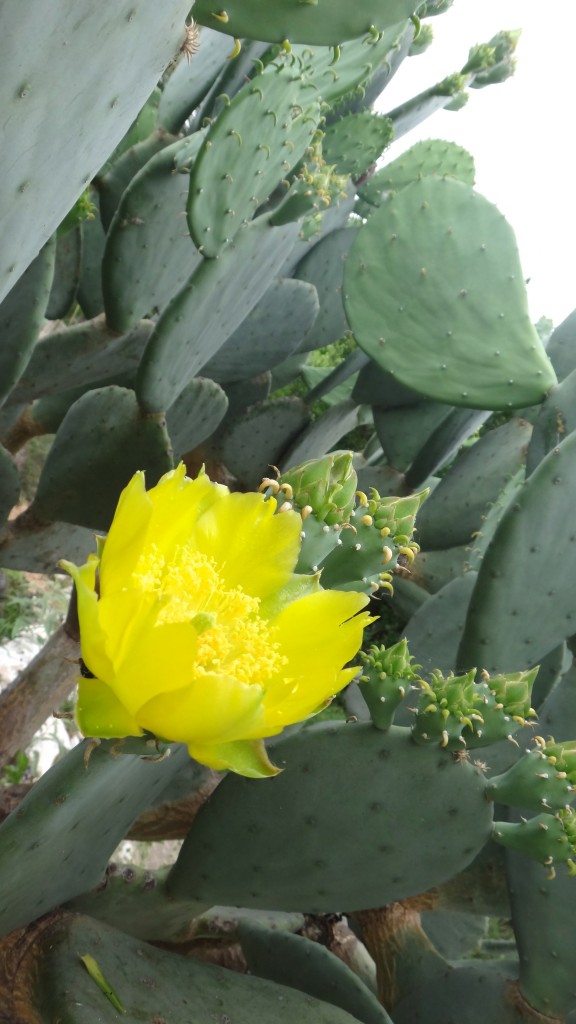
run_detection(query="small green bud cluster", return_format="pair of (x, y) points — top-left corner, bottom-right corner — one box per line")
(487, 738), (576, 815)
(493, 807), (576, 880)
(358, 639), (422, 730)
(411, 666), (538, 749)
(277, 451), (357, 526)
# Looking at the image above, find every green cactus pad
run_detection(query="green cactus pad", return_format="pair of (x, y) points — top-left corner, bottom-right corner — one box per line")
(527, 366), (576, 475)
(403, 573), (477, 675)
(505, 816), (576, 1018)
(546, 307), (576, 382)
(279, 189), (355, 277)
(31, 386), (173, 531)
(282, 400), (361, 470)
(301, 362), (360, 408)
(411, 545), (469, 594)
(221, 373), (272, 420)
(103, 135), (205, 332)
(187, 62), (321, 257)
(196, 39), (271, 120)
(201, 278), (319, 382)
(137, 216), (300, 413)
(415, 419), (532, 550)
(0, 741), (193, 938)
(465, 466), (524, 575)
(46, 227), (82, 320)
(322, 113), (394, 179)
(9, 316), (153, 405)
(157, 28), (233, 132)
(191, 0), (417, 46)
(167, 721), (493, 912)
(290, 23), (408, 107)
(352, 360), (422, 408)
(331, 20), (412, 119)
(359, 139), (475, 207)
(66, 863), (204, 943)
(421, 910), (487, 961)
(0, 446), (19, 533)
(493, 810), (576, 874)
(344, 177), (557, 409)
(458, 430), (576, 674)
(28, 914), (366, 1024)
(0, 0), (192, 306)
(239, 921), (392, 1024)
(25, 374), (132, 439)
(487, 742), (576, 814)
(294, 226), (358, 352)
(405, 408), (490, 490)
(208, 396), (311, 490)
(166, 376), (229, 460)
(97, 128), (178, 231)
(77, 193), (106, 318)
(0, 518), (95, 574)
(101, 87), (163, 171)
(373, 401), (453, 471)
(0, 238), (55, 407)
(392, 961), (521, 1024)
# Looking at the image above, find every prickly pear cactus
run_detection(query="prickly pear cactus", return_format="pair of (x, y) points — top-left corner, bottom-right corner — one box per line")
(1, 7), (574, 1024)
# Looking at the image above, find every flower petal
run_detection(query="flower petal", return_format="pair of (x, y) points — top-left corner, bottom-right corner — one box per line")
(263, 589), (371, 728)
(60, 556), (115, 684)
(136, 672), (265, 745)
(186, 738), (280, 777)
(147, 464), (228, 562)
(109, 617), (199, 716)
(191, 492), (302, 600)
(75, 677), (144, 739)
(95, 588), (158, 666)
(99, 472), (152, 595)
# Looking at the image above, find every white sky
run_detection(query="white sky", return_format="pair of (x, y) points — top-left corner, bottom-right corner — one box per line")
(375, 0), (576, 327)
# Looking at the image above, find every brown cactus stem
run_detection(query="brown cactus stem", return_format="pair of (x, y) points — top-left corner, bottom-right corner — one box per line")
(127, 770), (223, 841)
(0, 590), (80, 770)
(505, 980), (563, 1024)
(2, 407), (42, 455)
(353, 902), (444, 1012)
(0, 912), (64, 1024)
(406, 843), (510, 918)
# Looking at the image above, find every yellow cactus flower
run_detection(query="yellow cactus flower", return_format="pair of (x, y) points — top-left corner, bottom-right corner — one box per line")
(60, 464), (372, 778)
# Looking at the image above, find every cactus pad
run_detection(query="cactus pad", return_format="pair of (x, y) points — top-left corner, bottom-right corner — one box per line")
(201, 278), (319, 382)
(187, 62), (322, 257)
(344, 176), (557, 409)
(31, 386), (173, 530)
(167, 721), (493, 912)
(0, 239), (55, 407)
(103, 135), (205, 332)
(358, 139), (475, 208)
(190, 0), (418, 46)
(0, 0), (192, 305)
(137, 216), (300, 412)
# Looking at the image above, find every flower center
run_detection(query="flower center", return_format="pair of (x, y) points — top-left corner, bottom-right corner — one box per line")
(132, 543), (286, 686)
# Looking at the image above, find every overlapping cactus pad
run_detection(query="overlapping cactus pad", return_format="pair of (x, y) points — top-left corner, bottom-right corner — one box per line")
(1, 5), (576, 1023)
(190, 0), (419, 45)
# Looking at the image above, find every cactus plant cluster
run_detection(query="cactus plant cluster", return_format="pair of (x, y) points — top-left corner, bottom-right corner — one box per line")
(2, 4), (576, 1023)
